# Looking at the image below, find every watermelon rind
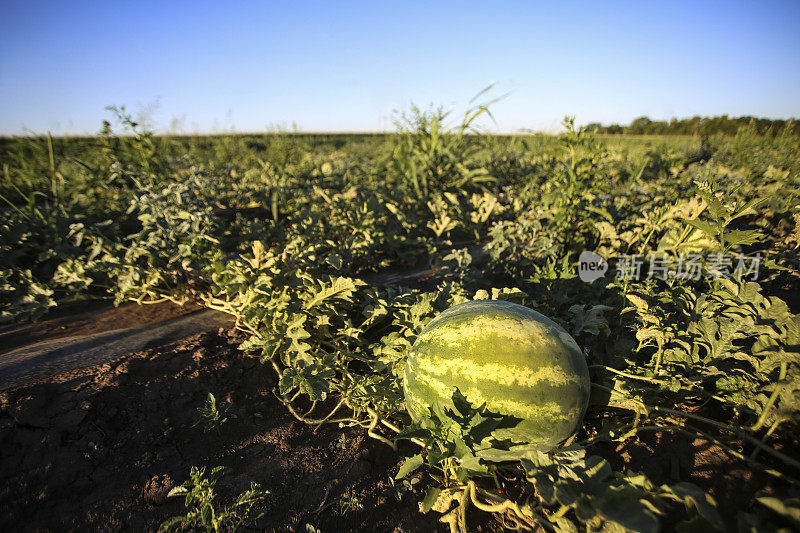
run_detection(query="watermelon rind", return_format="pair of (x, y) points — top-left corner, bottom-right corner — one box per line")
(403, 300), (591, 461)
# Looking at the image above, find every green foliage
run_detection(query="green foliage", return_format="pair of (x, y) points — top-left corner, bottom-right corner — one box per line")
(2, 108), (798, 532)
(194, 393), (230, 433)
(0, 268), (55, 322)
(588, 114), (799, 136)
(396, 390), (524, 479)
(385, 475), (419, 501)
(520, 448), (723, 532)
(339, 489), (364, 513)
(389, 87), (501, 198)
(683, 179), (766, 256)
(100, 105), (167, 178)
(160, 466), (268, 533)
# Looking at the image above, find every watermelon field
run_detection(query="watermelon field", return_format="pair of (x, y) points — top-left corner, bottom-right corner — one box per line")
(1, 105), (799, 532)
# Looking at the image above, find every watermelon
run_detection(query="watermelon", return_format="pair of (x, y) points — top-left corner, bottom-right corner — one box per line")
(403, 299), (590, 460)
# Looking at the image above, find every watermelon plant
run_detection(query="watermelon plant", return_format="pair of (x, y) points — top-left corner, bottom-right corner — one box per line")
(1, 103), (798, 531)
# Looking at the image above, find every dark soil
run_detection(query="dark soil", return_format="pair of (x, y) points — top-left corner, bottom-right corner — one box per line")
(0, 326), (444, 532)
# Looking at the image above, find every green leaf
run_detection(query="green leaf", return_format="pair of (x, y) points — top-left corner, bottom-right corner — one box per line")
(597, 485), (659, 533)
(451, 388), (476, 419)
(585, 204), (614, 223)
(723, 229), (762, 247)
(702, 192), (728, 222)
(394, 421), (430, 439)
(551, 516), (579, 533)
(457, 454), (488, 474)
(419, 487), (443, 514)
(569, 304), (613, 337)
(671, 482), (724, 530)
(757, 497), (800, 527)
(730, 197), (767, 220)
(280, 365), (336, 401)
(201, 503), (212, 526)
(167, 486), (188, 498)
(684, 218), (719, 239)
(396, 454), (424, 479)
(763, 258), (791, 271)
(579, 455), (612, 485)
(325, 253), (343, 270)
(625, 293), (650, 311)
(303, 276), (362, 310)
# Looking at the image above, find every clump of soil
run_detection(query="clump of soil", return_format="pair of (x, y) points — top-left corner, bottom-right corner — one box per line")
(0, 328), (441, 532)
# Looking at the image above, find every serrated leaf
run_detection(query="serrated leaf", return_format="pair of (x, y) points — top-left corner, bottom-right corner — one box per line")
(684, 218), (719, 239)
(280, 365), (335, 401)
(730, 197), (767, 220)
(763, 258), (791, 271)
(569, 304), (613, 337)
(157, 516), (187, 532)
(396, 454), (424, 479)
(451, 388), (475, 419)
(723, 229), (762, 247)
(303, 276), (361, 310)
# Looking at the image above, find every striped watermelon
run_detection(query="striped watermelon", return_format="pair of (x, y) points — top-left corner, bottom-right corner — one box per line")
(403, 300), (590, 460)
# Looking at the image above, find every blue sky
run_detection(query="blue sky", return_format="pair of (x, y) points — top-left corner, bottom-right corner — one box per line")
(0, 1), (798, 135)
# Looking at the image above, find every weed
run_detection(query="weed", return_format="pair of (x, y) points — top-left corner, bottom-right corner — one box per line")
(194, 393), (230, 433)
(160, 466), (268, 532)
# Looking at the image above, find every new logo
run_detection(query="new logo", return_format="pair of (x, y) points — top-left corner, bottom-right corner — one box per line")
(578, 251), (608, 282)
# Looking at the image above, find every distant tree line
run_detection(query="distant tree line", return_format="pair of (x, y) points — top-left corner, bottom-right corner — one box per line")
(584, 115), (798, 136)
